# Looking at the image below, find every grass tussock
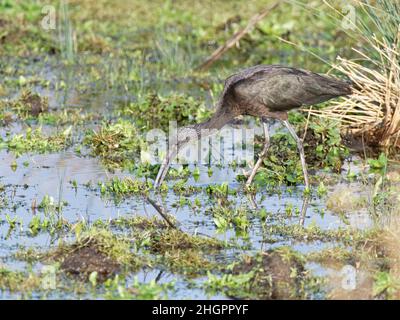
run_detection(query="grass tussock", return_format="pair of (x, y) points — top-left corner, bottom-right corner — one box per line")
(307, 1), (400, 150)
(47, 227), (143, 281)
(84, 120), (145, 168)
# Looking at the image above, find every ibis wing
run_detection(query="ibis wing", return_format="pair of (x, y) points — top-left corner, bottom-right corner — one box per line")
(228, 66), (351, 111)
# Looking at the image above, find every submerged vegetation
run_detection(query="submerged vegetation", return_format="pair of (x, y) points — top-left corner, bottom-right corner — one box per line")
(0, 0), (400, 300)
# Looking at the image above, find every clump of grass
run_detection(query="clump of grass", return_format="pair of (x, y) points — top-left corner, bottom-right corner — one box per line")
(172, 180), (202, 195)
(9, 89), (48, 119)
(111, 215), (170, 231)
(48, 227), (142, 281)
(308, 1), (400, 151)
(204, 247), (311, 299)
(149, 229), (225, 276)
(150, 229), (224, 252)
(159, 249), (218, 277)
(267, 221), (379, 244)
(84, 119), (145, 168)
(70, 227), (139, 266)
(0, 126), (72, 156)
(119, 93), (211, 129)
(110, 215), (219, 275)
(13, 247), (43, 264)
(0, 110), (13, 126)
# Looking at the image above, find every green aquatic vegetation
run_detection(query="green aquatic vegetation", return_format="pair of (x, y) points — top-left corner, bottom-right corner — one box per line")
(204, 247), (310, 299)
(0, 110), (13, 126)
(98, 177), (151, 201)
(26, 194), (70, 236)
(84, 119), (145, 169)
(206, 183), (237, 198)
(1, 0), (398, 300)
(266, 222), (379, 244)
(167, 166), (191, 181)
(0, 126), (72, 156)
(204, 270), (255, 297)
(103, 275), (173, 300)
(284, 202), (300, 217)
(28, 215), (70, 237)
(316, 181), (328, 197)
(211, 206), (251, 237)
(368, 153), (388, 174)
(5, 214), (20, 231)
(305, 118), (349, 172)
(118, 93), (211, 129)
(247, 113), (349, 187)
(172, 180), (202, 195)
(13, 247), (43, 264)
(366, 153), (390, 215)
(249, 131), (305, 187)
(248, 116), (349, 187)
(4, 213), (22, 238)
(157, 249), (218, 277)
(112, 215), (226, 276)
(205, 183), (238, 209)
(373, 271), (400, 299)
(37, 194), (67, 214)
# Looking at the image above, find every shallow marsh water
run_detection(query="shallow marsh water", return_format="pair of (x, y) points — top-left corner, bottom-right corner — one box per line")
(1, 0), (395, 299)
(0, 62), (376, 298)
(0, 140), (374, 299)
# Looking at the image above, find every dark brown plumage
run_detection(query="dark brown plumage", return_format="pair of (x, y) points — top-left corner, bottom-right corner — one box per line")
(154, 65), (353, 188)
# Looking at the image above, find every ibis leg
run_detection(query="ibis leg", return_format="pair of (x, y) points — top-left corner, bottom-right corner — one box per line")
(154, 146), (177, 189)
(246, 120), (270, 186)
(281, 120), (310, 190)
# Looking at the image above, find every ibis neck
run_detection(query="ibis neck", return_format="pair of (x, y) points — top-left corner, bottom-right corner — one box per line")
(193, 107), (234, 134)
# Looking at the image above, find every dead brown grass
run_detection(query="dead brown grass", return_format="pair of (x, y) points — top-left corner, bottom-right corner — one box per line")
(305, 1), (400, 150)
(306, 34), (400, 148)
